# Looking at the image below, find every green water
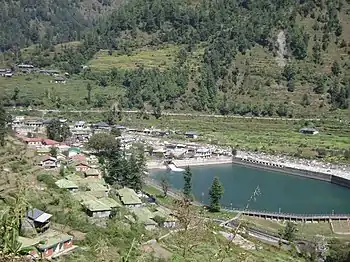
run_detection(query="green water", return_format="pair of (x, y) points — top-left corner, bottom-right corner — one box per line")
(151, 164), (350, 214)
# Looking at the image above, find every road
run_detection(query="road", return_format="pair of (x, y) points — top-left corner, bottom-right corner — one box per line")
(9, 108), (324, 122)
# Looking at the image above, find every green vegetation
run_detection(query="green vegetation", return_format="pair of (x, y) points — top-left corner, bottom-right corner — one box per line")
(183, 166), (192, 200)
(209, 176), (224, 212)
(46, 119), (71, 142)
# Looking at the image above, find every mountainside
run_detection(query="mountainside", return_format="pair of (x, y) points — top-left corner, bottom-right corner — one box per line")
(1, 0), (350, 119)
(0, 0), (120, 51)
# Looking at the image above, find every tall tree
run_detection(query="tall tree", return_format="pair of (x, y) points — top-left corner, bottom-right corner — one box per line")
(46, 119), (70, 142)
(12, 87), (20, 107)
(105, 139), (125, 185)
(86, 83), (92, 104)
(160, 174), (170, 197)
(183, 166), (193, 200)
(209, 177), (224, 212)
(87, 133), (117, 153)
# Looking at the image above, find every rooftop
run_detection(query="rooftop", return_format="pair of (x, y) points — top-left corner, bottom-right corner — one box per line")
(117, 187), (142, 205)
(26, 208), (52, 223)
(132, 207), (157, 226)
(85, 168), (100, 176)
(98, 197), (122, 208)
(83, 199), (111, 212)
(86, 181), (108, 192)
(72, 192), (98, 202)
(55, 179), (79, 189)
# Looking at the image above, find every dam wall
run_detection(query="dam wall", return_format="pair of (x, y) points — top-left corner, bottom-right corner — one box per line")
(232, 157), (350, 188)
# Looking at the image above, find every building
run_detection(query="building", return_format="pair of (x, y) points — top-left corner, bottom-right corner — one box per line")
(18, 230), (75, 259)
(299, 127), (319, 135)
(195, 148), (211, 158)
(131, 207), (158, 230)
(82, 199), (112, 218)
(74, 121), (85, 129)
(185, 131), (198, 139)
(41, 138), (60, 147)
(54, 76), (66, 84)
(68, 147), (81, 157)
(21, 137), (43, 148)
(117, 187), (142, 207)
(75, 162), (90, 172)
(152, 206), (177, 228)
(86, 181), (109, 197)
(37, 156), (59, 169)
(25, 208), (52, 233)
(18, 64), (34, 69)
(55, 179), (79, 192)
(92, 122), (110, 131)
(84, 168), (101, 179)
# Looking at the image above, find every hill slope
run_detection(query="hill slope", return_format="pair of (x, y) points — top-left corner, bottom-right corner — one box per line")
(1, 0), (350, 119)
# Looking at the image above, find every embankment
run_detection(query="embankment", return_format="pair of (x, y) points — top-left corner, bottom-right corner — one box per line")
(232, 157), (350, 188)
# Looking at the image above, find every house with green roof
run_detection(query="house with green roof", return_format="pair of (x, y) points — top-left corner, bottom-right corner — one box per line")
(18, 230), (75, 259)
(131, 207), (157, 230)
(84, 168), (101, 179)
(153, 206), (177, 228)
(98, 197), (122, 209)
(55, 179), (79, 192)
(82, 199), (112, 218)
(72, 191), (98, 203)
(86, 181), (109, 197)
(117, 187), (142, 207)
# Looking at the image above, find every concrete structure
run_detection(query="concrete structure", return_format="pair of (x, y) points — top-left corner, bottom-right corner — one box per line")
(75, 162), (90, 172)
(240, 210), (350, 222)
(38, 156), (59, 169)
(185, 131), (198, 139)
(84, 168), (101, 179)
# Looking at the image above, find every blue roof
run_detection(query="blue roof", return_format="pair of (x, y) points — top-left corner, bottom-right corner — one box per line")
(94, 122), (109, 127)
(26, 208), (44, 220)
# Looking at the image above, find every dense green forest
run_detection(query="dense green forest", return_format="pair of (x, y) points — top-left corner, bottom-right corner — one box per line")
(1, 0), (350, 118)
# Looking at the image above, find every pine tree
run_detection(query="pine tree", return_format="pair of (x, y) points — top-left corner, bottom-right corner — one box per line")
(105, 139), (125, 185)
(209, 177), (224, 212)
(46, 119), (70, 142)
(86, 83), (92, 104)
(183, 166), (193, 200)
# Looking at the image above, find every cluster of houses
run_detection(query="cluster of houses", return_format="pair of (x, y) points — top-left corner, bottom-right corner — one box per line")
(0, 64), (67, 83)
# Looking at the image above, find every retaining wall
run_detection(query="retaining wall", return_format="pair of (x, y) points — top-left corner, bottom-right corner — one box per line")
(231, 157), (350, 188)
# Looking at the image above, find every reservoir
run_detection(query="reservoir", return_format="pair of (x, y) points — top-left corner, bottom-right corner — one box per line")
(151, 164), (350, 214)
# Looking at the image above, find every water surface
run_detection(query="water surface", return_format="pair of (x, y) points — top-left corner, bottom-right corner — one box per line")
(151, 164), (350, 214)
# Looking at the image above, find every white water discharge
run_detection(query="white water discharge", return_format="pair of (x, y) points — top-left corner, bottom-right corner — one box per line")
(167, 164), (185, 172)
(276, 30), (287, 67)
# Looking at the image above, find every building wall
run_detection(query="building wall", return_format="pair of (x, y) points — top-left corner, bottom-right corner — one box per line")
(163, 221), (176, 228)
(92, 210), (111, 218)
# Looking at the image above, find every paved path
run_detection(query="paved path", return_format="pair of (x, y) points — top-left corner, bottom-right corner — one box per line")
(10, 108), (326, 122)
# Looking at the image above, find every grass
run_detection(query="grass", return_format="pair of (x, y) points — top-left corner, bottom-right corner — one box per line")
(0, 74), (122, 110)
(88, 45), (179, 71)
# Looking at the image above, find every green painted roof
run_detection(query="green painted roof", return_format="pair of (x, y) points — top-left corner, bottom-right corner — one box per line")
(85, 168), (100, 176)
(69, 147), (80, 152)
(72, 192), (98, 202)
(86, 182), (108, 192)
(55, 179), (78, 189)
(37, 148), (50, 153)
(18, 236), (40, 249)
(65, 174), (83, 181)
(117, 187), (142, 205)
(83, 199), (111, 212)
(132, 207), (157, 225)
(98, 197), (122, 208)
(37, 233), (72, 250)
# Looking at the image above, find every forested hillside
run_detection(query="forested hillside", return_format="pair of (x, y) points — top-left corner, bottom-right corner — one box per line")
(1, 0), (350, 118)
(0, 0), (119, 51)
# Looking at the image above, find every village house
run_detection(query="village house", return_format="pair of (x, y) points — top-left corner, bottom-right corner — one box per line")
(82, 199), (112, 218)
(54, 76), (66, 84)
(37, 156), (59, 169)
(39, 69), (59, 76)
(299, 127), (319, 135)
(18, 64), (34, 69)
(152, 206), (177, 228)
(25, 208), (52, 233)
(92, 122), (110, 132)
(75, 161), (90, 172)
(55, 179), (79, 192)
(131, 207), (158, 230)
(41, 138), (60, 147)
(4, 72), (14, 77)
(74, 121), (86, 129)
(19, 231), (75, 259)
(185, 131), (198, 139)
(22, 137), (43, 148)
(117, 187), (142, 207)
(36, 147), (51, 155)
(84, 168), (101, 179)
(86, 181), (109, 197)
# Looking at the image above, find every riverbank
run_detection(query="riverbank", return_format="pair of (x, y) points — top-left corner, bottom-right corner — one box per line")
(146, 157), (234, 170)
